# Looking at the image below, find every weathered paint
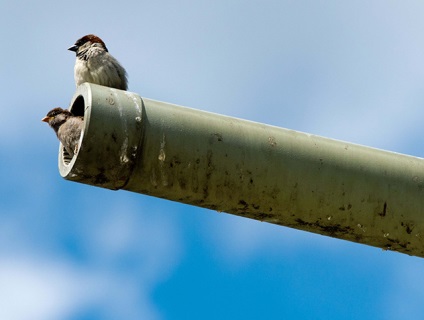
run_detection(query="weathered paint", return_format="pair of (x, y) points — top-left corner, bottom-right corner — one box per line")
(60, 83), (424, 258)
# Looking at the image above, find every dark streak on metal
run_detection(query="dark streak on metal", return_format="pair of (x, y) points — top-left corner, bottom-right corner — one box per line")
(379, 202), (387, 217)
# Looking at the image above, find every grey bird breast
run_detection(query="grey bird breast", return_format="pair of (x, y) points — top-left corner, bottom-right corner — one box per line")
(58, 117), (83, 157)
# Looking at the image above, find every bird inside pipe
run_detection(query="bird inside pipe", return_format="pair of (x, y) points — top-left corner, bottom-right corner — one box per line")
(41, 107), (83, 165)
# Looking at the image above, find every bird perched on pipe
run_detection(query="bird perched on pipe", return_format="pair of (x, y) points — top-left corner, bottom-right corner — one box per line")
(42, 108), (83, 157)
(68, 34), (128, 90)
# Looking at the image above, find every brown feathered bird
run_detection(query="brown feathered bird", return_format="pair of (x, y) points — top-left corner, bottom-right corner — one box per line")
(42, 108), (83, 157)
(68, 34), (128, 90)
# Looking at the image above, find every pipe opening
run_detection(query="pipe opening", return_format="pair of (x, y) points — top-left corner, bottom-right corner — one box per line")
(60, 83), (143, 190)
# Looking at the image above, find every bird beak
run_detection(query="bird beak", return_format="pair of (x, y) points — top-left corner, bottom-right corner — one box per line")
(41, 116), (50, 122)
(68, 45), (78, 52)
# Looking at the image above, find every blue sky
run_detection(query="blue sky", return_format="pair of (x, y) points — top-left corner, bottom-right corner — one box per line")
(2, 0), (424, 319)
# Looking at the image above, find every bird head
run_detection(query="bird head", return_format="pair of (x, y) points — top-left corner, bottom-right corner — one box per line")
(68, 34), (108, 56)
(42, 108), (73, 134)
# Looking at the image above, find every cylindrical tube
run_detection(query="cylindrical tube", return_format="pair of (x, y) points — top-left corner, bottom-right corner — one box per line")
(60, 83), (142, 190)
(62, 83), (424, 257)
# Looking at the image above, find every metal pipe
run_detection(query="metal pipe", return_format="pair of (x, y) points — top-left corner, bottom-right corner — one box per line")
(62, 83), (424, 257)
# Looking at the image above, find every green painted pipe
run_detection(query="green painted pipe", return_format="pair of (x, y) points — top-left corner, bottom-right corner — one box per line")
(61, 83), (424, 257)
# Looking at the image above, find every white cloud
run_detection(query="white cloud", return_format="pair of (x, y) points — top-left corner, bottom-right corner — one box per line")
(0, 191), (182, 320)
(0, 257), (93, 320)
(0, 255), (166, 320)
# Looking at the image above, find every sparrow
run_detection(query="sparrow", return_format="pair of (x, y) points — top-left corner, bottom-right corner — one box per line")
(42, 108), (83, 157)
(68, 34), (128, 90)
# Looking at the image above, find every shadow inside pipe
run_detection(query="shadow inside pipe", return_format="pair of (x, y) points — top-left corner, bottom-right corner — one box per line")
(70, 95), (85, 117)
